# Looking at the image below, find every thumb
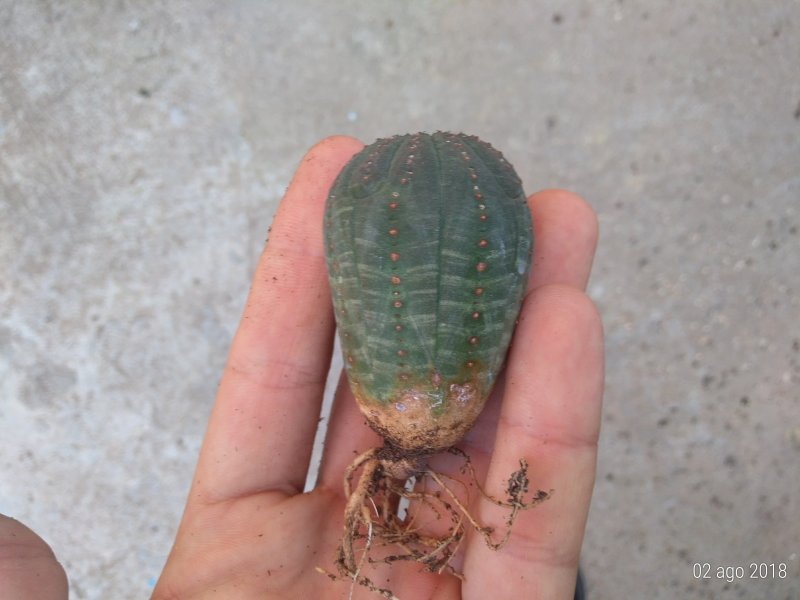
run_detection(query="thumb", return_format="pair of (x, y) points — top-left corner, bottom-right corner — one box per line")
(0, 515), (68, 600)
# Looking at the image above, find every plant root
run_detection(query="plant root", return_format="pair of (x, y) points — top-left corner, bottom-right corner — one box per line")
(322, 444), (551, 599)
(444, 446), (552, 549)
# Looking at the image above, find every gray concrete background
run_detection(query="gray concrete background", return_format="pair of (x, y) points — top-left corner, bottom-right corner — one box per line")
(1, 1), (798, 598)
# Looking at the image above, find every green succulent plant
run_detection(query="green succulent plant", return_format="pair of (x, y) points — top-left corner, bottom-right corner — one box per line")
(324, 131), (533, 453)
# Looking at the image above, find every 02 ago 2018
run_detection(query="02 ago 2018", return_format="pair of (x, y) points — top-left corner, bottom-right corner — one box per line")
(692, 562), (788, 583)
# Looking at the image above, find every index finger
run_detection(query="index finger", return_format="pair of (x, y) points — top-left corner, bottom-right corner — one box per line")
(191, 136), (364, 504)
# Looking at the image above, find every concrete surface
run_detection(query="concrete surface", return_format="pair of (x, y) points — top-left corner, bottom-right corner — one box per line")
(1, 1), (798, 598)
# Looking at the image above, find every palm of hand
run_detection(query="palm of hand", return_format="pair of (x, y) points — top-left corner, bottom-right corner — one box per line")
(151, 136), (602, 600)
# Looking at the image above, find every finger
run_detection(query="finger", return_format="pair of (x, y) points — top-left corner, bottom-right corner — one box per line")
(463, 284), (604, 598)
(528, 189), (598, 291)
(445, 189), (599, 467)
(192, 136), (364, 503)
(0, 515), (68, 600)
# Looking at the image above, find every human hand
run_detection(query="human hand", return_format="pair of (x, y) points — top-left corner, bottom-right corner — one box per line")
(151, 135), (603, 599)
(0, 515), (68, 599)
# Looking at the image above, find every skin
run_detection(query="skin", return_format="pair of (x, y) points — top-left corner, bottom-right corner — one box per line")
(0, 516), (68, 600)
(0, 135), (603, 600)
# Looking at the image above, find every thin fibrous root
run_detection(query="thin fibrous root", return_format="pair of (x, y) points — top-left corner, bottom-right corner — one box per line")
(439, 449), (552, 549)
(447, 447), (552, 507)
